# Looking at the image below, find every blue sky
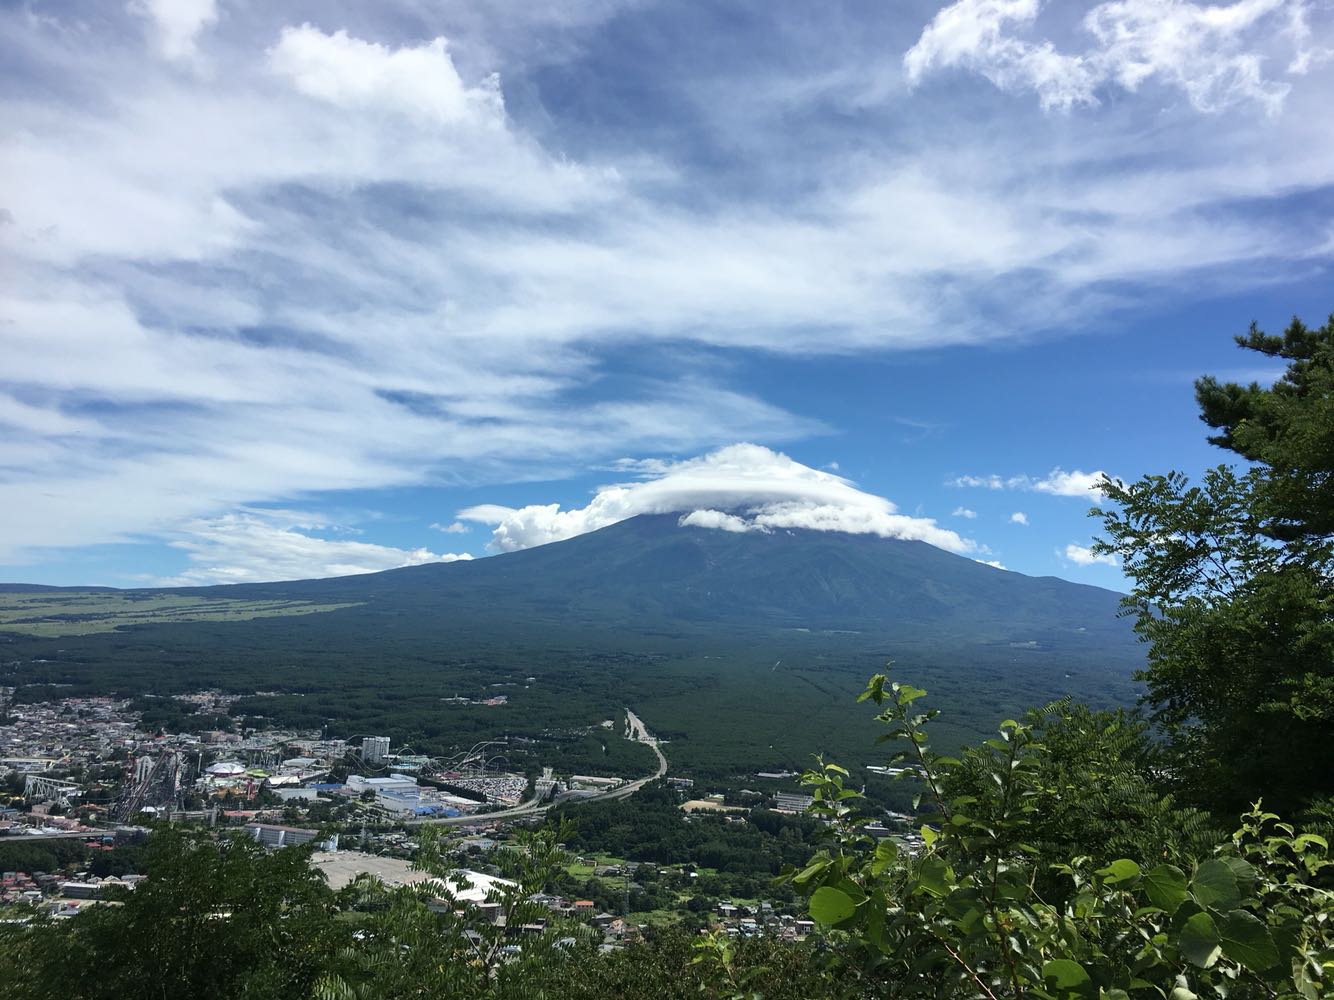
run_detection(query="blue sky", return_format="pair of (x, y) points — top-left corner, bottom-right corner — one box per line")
(3, 0), (1332, 588)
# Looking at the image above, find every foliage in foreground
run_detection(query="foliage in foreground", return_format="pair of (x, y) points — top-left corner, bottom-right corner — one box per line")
(783, 675), (1334, 999)
(2, 677), (1331, 1000)
(1, 828), (344, 1000)
(0, 820), (835, 1000)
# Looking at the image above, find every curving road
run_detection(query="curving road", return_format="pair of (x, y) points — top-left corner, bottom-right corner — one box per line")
(409, 708), (666, 827)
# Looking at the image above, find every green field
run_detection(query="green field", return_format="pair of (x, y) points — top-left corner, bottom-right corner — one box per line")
(0, 591), (360, 636)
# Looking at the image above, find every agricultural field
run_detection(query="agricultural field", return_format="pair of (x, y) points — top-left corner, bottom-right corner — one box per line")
(0, 591), (359, 636)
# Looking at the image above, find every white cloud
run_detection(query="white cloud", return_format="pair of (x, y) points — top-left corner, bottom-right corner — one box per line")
(1064, 542), (1118, 567)
(905, 0), (1317, 113)
(163, 510), (472, 585)
(952, 468), (1111, 501)
(952, 506), (978, 518)
(1010, 511), (1029, 525)
(431, 521), (472, 534)
(679, 509), (767, 534)
(905, 0), (1098, 111)
(132, 0), (218, 62)
(951, 474), (1026, 490)
(976, 558), (1009, 569)
(268, 24), (505, 128)
(458, 443), (976, 555)
(1033, 468), (1110, 499)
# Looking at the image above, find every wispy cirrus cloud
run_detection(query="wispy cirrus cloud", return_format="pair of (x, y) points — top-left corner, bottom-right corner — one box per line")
(2, 1), (1332, 577)
(161, 509), (471, 586)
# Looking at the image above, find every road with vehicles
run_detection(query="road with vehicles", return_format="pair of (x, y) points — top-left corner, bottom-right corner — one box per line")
(410, 708), (667, 827)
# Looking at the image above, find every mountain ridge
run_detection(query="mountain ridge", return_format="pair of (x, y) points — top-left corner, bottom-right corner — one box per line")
(34, 513), (1136, 659)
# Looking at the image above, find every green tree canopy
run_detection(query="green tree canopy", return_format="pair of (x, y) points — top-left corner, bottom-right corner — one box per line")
(1095, 313), (1334, 815)
(1195, 314), (1334, 545)
(2, 829), (347, 1000)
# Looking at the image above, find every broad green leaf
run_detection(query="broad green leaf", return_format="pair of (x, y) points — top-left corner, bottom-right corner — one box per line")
(916, 855), (950, 897)
(792, 859), (830, 885)
(809, 886), (856, 925)
(1218, 910), (1279, 971)
(1143, 864), (1188, 914)
(1190, 859), (1240, 911)
(942, 886), (984, 929)
(865, 888), (887, 951)
(1042, 958), (1091, 988)
(833, 877), (867, 905)
(1097, 859), (1141, 886)
(895, 684), (927, 704)
(870, 839), (898, 876)
(857, 675), (886, 704)
(1178, 911), (1221, 969)
(1294, 833), (1328, 851)
(995, 867), (1029, 900)
(1219, 856), (1258, 895)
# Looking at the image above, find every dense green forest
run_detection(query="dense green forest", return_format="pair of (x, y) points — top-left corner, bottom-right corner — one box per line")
(555, 780), (823, 873)
(0, 615), (1137, 780)
(0, 839), (150, 879)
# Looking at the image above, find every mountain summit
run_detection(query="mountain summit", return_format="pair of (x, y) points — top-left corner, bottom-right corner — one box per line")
(218, 513), (1137, 662)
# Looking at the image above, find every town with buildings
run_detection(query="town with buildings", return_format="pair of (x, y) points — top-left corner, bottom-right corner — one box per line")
(0, 683), (920, 949)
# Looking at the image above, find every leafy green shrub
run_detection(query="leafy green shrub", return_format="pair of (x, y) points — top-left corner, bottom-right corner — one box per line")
(782, 675), (1334, 998)
(941, 701), (1220, 900)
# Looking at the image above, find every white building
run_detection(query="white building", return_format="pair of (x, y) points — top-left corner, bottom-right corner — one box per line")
(346, 773), (416, 794)
(245, 823), (338, 850)
(362, 736), (390, 765)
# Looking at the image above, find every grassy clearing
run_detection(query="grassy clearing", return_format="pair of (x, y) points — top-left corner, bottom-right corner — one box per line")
(633, 908), (683, 925)
(564, 852), (628, 878)
(0, 592), (361, 637)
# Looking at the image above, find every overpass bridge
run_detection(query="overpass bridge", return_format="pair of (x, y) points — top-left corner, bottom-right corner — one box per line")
(406, 708), (668, 828)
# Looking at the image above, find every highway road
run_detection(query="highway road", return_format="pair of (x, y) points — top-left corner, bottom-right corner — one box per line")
(410, 707), (666, 827)
(0, 830), (110, 841)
